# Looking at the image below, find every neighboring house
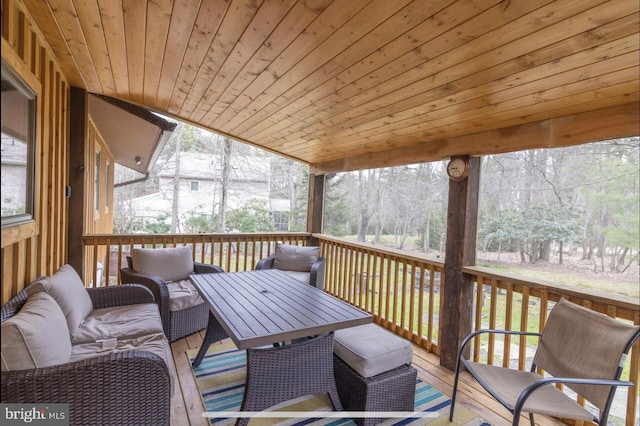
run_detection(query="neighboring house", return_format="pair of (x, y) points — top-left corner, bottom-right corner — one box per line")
(271, 198), (291, 231)
(130, 152), (290, 230)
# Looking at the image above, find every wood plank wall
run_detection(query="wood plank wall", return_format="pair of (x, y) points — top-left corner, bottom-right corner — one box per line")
(85, 118), (114, 236)
(82, 118), (114, 285)
(1, 0), (70, 304)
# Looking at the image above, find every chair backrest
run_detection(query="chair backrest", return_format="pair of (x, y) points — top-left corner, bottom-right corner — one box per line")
(533, 298), (640, 411)
(272, 243), (320, 272)
(132, 246), (195, 281)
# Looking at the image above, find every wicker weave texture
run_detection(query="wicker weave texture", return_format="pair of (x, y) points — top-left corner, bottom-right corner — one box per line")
(88, 284), (155, 308)
(333, 355), (417, 426)
(1, 283), (172, 426)
(2, 351), (171, 425)
(236, 333), (343, 426)
(169, 302), (209, 341)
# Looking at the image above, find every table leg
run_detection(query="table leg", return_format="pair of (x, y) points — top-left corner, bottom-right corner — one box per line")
(235, 332), (342, 426)
(192, 312), (229, 367)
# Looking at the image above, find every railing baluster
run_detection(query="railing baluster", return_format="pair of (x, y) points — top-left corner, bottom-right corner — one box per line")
(341, 244), (348, 301)
(519, 286), (530, 371)
(376, 254), (385, 322)
(473, 277), (483, 362)
(503, 282), (514, 368)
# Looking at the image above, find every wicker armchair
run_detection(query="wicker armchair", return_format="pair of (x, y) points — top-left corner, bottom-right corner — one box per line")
(1, 282), (171, 426)
(255, 243), (325, 290)
(120, 246), (224, 341)
(238, 332), (342, 426)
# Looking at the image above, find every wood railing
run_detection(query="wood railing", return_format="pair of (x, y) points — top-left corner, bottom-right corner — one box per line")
(82, 232), (310, 287)
(82, 232), (639, 425)
(316, 234), (446, 353)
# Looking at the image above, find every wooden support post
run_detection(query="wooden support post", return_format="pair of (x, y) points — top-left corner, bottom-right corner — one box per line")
(67, 87), (87, 277)
(440, 156), (481, 370)
(306, 173), (326, 246)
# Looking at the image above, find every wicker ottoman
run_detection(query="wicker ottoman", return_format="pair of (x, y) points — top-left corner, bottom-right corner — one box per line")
(333, 324), (417, 426)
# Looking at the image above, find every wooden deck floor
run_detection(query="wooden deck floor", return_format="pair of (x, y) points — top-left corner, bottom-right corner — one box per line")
(168, 331), (567, 426)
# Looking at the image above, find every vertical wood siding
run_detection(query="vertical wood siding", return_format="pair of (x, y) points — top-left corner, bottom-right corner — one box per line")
(85, 118), (114, 235)
(81, 118), (114, 285)
(1, 0), (69, 304)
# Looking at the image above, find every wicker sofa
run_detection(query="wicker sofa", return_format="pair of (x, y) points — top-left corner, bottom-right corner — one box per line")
(1, 265), (175, 426)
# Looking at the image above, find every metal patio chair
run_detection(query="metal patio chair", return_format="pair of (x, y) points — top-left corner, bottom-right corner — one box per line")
(450, 298), (640, 426)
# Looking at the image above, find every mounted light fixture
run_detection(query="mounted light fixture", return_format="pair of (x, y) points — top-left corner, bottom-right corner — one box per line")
(135, 156), (143, 166)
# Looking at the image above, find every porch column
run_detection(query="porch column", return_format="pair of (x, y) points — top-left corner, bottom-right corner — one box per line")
(67, 87), (88, 276)
(440, 156), (481, 370)
(306, 173), (326, 246)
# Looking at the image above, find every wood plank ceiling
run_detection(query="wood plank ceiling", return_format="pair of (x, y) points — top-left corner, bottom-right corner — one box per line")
(22, 0), (640, 172)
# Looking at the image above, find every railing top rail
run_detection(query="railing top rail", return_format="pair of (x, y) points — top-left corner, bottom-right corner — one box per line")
(314, 233), (445, 267)
(465, 265), (639, 312)
(83, 233), (312, 246)
(84, 232), (311, 240)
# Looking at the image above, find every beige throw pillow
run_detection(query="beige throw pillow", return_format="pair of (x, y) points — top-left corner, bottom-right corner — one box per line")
(273, 244), (320, 272)
(1, 292), (72, 371)
(133, 246), (194, 282)
(28, 264), (94, 334)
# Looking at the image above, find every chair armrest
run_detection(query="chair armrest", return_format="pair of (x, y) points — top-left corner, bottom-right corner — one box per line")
(119, 268), (170, 337)
(310, 257), (326, 290)
(456, 329), (543, 375)
(459, 329), (543, 355)
(255, 254), (276, 270)
(194, 262), (225, 274)
(1, 350), (171, 426)
(87, 284), (155, 309)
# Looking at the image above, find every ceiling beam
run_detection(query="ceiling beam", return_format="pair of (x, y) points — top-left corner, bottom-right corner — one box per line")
(310, 103), (639, 174)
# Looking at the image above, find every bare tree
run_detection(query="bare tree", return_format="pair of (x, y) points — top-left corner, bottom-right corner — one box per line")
(217, 137), (232, 232)
(170, 125), (182, 233)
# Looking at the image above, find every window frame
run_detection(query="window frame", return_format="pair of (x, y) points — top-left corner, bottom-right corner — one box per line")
(94, 149), (101, 214)
(105, 160), (110, 210)
(1, 59), (37, 229)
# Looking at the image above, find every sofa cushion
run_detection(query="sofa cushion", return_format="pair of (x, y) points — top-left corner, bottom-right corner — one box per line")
(70, 332), (177, 395)
(280, 270), (311, 285)
(167, 279), (203, 311)
(1, 292), (72, 371)
(71, 303), (164, 344)
(333, 323), (413, 378)
(133, 246), (194, 282)
(27, 264), (94, 334)
(273, 244), (319, 272)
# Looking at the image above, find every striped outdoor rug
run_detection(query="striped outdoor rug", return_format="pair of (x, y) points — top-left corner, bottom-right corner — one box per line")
(188, 341), (489, 426)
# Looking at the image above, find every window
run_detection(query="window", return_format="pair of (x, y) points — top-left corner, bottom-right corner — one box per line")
(95, 150), (100, 212)
(105, 161), (110, 209)
(190, 181), (199, 191)
(273, 211), (289, 231)
(1, 60), (36, 228)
